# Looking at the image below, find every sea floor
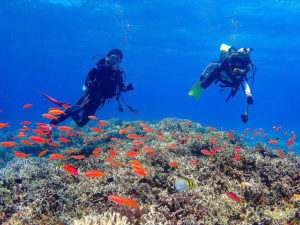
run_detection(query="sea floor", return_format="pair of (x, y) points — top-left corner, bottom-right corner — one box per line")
(0, 118), (299, 225)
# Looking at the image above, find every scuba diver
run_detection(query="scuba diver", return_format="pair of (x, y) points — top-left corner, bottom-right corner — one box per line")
(41, 49), (135, 141)
(189, 43), (256, 123)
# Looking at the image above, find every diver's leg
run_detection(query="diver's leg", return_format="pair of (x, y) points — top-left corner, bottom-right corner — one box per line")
(76, 101), (103, 127)
(199, 63), (218, 88)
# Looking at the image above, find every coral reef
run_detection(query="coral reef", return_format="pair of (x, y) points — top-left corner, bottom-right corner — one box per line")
(0, 118), (299, 224)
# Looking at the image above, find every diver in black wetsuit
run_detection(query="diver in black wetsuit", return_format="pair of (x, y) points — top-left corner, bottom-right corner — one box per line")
(43, 49), (134, 138)
(191, 44), (256, 123)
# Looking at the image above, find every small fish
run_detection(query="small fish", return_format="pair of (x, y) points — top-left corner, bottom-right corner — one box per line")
(262, 133), (268, 137)
(71, 155), (85, 159)
(76, 131), (85, 136)
(174, 177), (194, 191)
(253, 132), (261, 136)
(23, 125), (30, 131)
(14, 151), (29, 157)
(59, 137), (71, 143)
(88, 115), (98, 120)
(21, 121), (32, 125)
(155, 134), (164, 139)
(112, 163), (123, 166)
(184, 121), (192, 125)
(63, 163), (79, 176)
(143, 146), (156, 154)
(127, 125), (134, 130)
(119, 128), (127, 134)
(275, 126), (282, 131)
(66, 132), (76, 136)
(259, 128), (264, 133)
(244, 128), (249, 132)
(208, 126), (215, 131)
(233, 152), (241, 160)
(0, 122), (9, 129)
(49, 142), (61, 147)
(57, 126), (74, 131)
(29, 135), (48, 143)
(194, 135), (202, 139)
(190, 161), (199, 165)
(99, 120), (108, 123)
(209, 138), (217, 144)
(143, 127), (154, 133)
(105, 157), (116, 162)
(169, 162), (179, 166)
(133, 140), (144, 145)
(23, 104), (32, 108)
(167, 143), (176, 150)
(277, 150), (285, 158)
(201, 149), (212, 156)
(50, 153), (65, 159)
(42, 113), (58, 120)
(132, 166), (148, 177)
(1, 141), (18, 147)
(20, 140), (33, 146)
(108, 195), (139, 209)
(83, 170), (105, 177)
(93, 148), (102, 153)
(62, 103), (71, 108)
(97, 122), (106, 126)
(66, 149), (76, 153)
(268, 138), (278, 144)
(226, 192), (241, 203)
(283, 131), (288, 135)
(224, 131), (234, 140)
(127, 133), (139, 139)
(32, 129), (47, 136)
(38, 149), (49, 156)
(125, 151), (139, 158)
(49, 109), (66, 115)
(172, 132), (177, 138)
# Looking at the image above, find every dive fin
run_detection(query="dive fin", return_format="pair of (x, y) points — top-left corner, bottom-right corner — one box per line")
(40, 91), (69, 107)
(188, 80), (204, 99)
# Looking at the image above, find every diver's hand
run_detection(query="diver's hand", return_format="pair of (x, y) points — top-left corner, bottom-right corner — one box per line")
(82, 85), (87, 91)
(126, 83), (134, 91)
(247, 95), (253, 104)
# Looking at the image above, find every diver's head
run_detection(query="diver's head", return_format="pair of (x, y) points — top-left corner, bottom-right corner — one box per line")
(107, 49), (123, 65)
(230, 47), (253, 68)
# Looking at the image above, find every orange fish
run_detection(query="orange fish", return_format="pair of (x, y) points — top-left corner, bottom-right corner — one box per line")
(84, 170), (105, 177)
(97, 122), (106, 126)
(105, 157), (116, 162)
(32, 129), (47, 136)
(57, 126), (74, 131)
(49, 109), (66, 115)
(49, 142), (61, 147)
(252, 128), (257, 133)
(129, 160), (142, 166)
(84, 138), (91, 142)
(133, 167), (148, 177)
(262, 134), (268, 137)
(194, 135), (202, 139)
(209, 138), (217, 144)
(143, 146), (156, 154)
(233, 152), (241, 160)
(268, 138), (278, 144)
(59, 137), (71, 143)
(172, 132), (177, 138)
(208, 126), (215, 131)
(133, 140), (144, 145)
(93, 148), (102, 153)
(29, 135), (48, 143)
(275, 126), (282, 131)
(167, 143), (176, 150)
(66, 132), (76, 136)
(184, 121), (192, 125)
(125, 151), (139, 158)
(143, 127), (154, 133)
(49, 107), (61, 111)
(253, 132), (261, 136)
(42, 113), (58, 120)
(244, 128), (249, 132)
(38, 149), (48, 156)
(108, 195), (139, 209)
(155, 135), (164, 140)
(66, 149), (76, 153)
(71, 155), (85, 159)
(190, 161), (199, 165)
(88, 115), (98, 120)
(50, 153), (65, 159)
(127, 133), (139, 139)
(272, 126), (276, 129)
(169, 162), (179, 166)
(14, 151), (29, 157)
(76, 131), (85, 136)
(127, 125), (134, 130)
(99, 120), (108, 123)
(21, 121), (32, 125)
(23, 104), (32, 108)
(63, 163), (78, 176)
(90, 153), (101, 157)
(1, 141), (18, 147)
(0, 122), (9, 129)
(91, 127), (103, 133)
(283, 131), (288, 135)
(224, 131), (234, 140)
(23, 125), (30, 131)
(20, 140), (33, 146)
(17, 132), (27, 138)
(259, 128), (264, 133)
(139, 136), (148, 140)
(119, 128), (127, 134)
(212, 147), (220, 155)
(62, 103), (71, 108)
(277, 149), (285, 158)
(230, 130), (236, 133)
(201, 149), (212, 156)
(112, 163), (123, 166)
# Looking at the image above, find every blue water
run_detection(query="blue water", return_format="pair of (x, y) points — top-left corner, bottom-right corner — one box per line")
(0, 1), (299, 146)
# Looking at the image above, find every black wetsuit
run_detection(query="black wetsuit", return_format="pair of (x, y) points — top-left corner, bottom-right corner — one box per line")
(50, 58), (131, 127)
(199, 51), (253, 103)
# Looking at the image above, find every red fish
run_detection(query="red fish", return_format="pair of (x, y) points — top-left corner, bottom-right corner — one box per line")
(43, 114), (58, 120)
(29, 135), (48, 143)
(63, 163), (79, 176)
(21, 121), (32, 125)
(50, 153), (65, 159)
(127, 133), (139, 139)
(108, 195), (139, 209)
(1, 141), (18, 147)
(201, 149), (212, 156)
(88, 115), (98, 120)
(59, 137), (71, 143)
(143, 146), (156, 154)
(97, 122), (106, 126)
(184, 121), (192, 125)
(167, 143), (176, 150)
(253, 132), (261, 136)
(133, 140), (144, 145)
(76, 131), (85, 136)
(190, 161), (199, 165)
(133, 167), (148, 177)
(169, 162), (179, 166)
(119, 128), (127, 134)
(0, 122), (9, 129)
(194, 135), (202, 139)
(66, 149), (76, 153)
(105, 157), (116, 162)
(125, 151), (139, 158)
(66, 132), (76, 136)
(277, 150), (285, 158)
(20, 140), (33, 146)
(208, 126), (215, 131)
(112, 163), (123, 166)
(209, 138), (217, 144)
(57, 126), (74, 131)
(14, 151), (29, 157)
(71, 155), (85, 159)
(32, 129), (47, 136)
(226, 192), (241, 203)
(233, 152), (241, 160)
(268, 138), (278, 144)
(275, 126), (282, 131)
(38, 149), (48, 156)
(84, 170), (105, 177)
(23, 104), (32, 108)
(224, 131), (234, 140)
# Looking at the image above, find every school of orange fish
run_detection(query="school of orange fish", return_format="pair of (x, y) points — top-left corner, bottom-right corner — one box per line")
(0, 104), (297, 209)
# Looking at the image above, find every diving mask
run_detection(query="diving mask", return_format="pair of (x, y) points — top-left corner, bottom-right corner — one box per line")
(109, 54), (121, 65)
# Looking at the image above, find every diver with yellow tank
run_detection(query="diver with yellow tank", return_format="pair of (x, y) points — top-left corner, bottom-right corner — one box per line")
(189, 43), (256, 123)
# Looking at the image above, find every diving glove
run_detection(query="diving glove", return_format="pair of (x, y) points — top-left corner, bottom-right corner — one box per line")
(126, 83), (134, 91)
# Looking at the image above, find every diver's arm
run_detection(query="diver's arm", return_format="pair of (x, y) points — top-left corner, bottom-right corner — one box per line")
(118, 70), (134, 92)
(242, 80), (253, 104)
